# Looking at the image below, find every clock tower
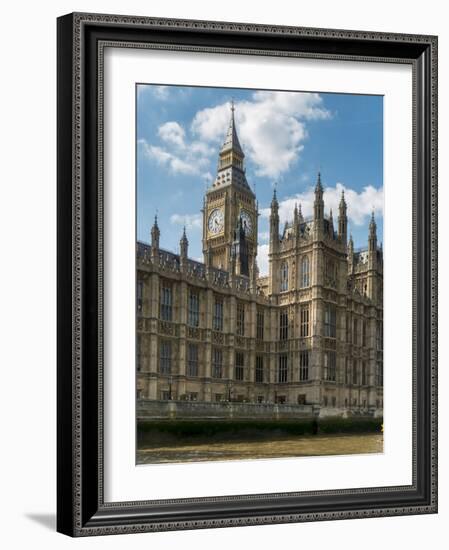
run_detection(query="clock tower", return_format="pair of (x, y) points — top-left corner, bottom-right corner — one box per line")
(202, 101), (258, 276)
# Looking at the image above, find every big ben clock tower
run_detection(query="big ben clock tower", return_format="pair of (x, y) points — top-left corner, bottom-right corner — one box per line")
(202, 101), (258, 276)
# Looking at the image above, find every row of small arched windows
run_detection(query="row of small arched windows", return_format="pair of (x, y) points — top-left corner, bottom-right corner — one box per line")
(280, 256), (310, 292)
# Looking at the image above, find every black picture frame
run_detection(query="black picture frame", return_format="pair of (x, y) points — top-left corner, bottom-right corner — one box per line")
(57, 12), (438, 536)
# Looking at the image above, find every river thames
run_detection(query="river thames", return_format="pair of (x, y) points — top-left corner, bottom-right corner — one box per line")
(137, 433), (383, 464)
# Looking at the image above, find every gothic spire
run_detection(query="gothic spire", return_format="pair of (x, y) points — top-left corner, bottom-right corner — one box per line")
(180, 226), (188, 265)
(369, 210), (377, 235)
(271, 185), (279, 210)
(313, 171), (324, 222)
(315, 171), (323, 194)
(338, 189), (348, 243)
(151, 213), (160, 257)
(220, 99), (244, 157)
(180, 226), (188, 247)
(339, 189), (347, 210)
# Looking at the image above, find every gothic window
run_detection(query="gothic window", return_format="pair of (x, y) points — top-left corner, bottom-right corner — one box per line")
(324, 303), (337, 338)
(353, 317), (359, 345)
(213, 297), (224, 332)
(325, 257), (337, 288)
(137, 279), (143, 313)
(376, 320), (383, 351)
(280, 262), (289, 292)
(160, 281), (173, 321)
(278, 354), (288, 383)
(136, 334), (142, 372)
(236, 302), (245, 336)
(362, 319), (367, 346)
(212, 348), (223, 379)
(377, 361), (384, 386)
(352, 359), (358, 385)
(256, 310), (264, 340)
(187, 343), (199, 377)
(159, 340), (172, 375)
(299, 350), (309, 381)
(300, 305), (310, 337)
(301, 255), (310, 288)
(188, 289), (200, 327)
(255, 355), (264, 383)
(279, 309), (289, 340)
(324, 351), (336, 381)
(362, 361), (367, 385)
(235, 352), (244, 381)
(345, 357), (350, 384)
(346, 314), (352, 343)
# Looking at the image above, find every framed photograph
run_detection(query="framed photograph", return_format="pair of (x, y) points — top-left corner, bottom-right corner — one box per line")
(57, 12), (438, 536)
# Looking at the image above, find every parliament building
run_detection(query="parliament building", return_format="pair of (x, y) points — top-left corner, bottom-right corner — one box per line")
(136, 105), (384, 417)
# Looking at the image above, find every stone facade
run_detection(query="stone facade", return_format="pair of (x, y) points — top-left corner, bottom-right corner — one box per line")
(136, 106), (383, 417)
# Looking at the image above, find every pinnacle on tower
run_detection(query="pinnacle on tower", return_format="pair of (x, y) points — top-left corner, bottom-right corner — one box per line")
(369, 210), (377, 234)
(219, 99), (244, 157)
(151, 213), (160, 239)
(315, 171), (323, 194)
(151, 213), (160, 257)
(271, 185), (279, 208)
(180, 226), (188, 251)
(313, 171), (324, 222)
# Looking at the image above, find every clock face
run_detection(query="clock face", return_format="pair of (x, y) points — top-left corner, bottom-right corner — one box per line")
(208, 208), (224, 234)
(240, 209), (253, 236)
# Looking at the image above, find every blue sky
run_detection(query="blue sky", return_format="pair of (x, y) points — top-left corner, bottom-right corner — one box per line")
(137, 84), (383, 275)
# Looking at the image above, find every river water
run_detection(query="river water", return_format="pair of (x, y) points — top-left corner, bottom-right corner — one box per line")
(137, 433), (383, 464)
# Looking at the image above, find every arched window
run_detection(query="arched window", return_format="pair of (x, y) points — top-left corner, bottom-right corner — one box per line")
(280, 262), (289, 292)
(301, 255), (310, 288)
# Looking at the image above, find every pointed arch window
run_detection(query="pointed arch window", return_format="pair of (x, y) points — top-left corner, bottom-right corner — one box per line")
(280, 262), (289, 292)
(301, 255), (310, 288)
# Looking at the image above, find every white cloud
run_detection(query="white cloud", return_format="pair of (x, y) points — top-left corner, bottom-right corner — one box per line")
(158, 121), (186, 148)
(153, 86), (170, 100)
(170, 213), (203, 230)
(137, 84), (171, 100)
(257, 244), (270, 277)
(260, 182), (383, 228)
(191, 92), (331, 179)
(139, 136), (212, 177)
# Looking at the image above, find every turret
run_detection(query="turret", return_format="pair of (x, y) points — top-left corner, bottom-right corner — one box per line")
(180, 226), (188, 269)
(151, 214), (160, 260)
(348, 233), (354, 274)
(368, 210), (378, 270)
(298, 203), (304, 223)
(338, 190), (348, 244)
(329, 208), (334, 238)
(294, 202), (301, 240)
(313, 172), (324, 237)
(367, 211), (379, 300)
(368, 210), (377, 251)
(269, 188), (280, 253)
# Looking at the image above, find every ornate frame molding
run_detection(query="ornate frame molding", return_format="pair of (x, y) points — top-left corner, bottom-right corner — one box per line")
(57, 12), (437, 536)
